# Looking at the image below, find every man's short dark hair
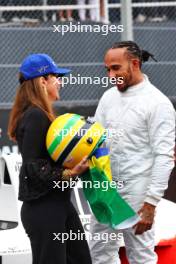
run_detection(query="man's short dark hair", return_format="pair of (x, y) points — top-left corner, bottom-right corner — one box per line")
(109, 41), (157, 68)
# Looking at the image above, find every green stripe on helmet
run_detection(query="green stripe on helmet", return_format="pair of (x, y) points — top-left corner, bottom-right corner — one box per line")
(48, 114), (82, 155)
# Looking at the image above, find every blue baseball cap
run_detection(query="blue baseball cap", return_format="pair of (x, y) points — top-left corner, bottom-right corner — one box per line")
(19, 53), (71, 80)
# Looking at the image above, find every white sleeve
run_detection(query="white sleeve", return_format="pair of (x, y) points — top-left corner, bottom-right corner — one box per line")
(145, 102), (176, 206)
(94, 96), (106, 127)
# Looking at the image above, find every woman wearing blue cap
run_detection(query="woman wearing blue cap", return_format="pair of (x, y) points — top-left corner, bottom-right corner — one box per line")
(8, 54), (92, 264)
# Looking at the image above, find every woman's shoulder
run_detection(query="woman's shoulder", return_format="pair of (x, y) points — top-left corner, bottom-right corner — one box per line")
(24, 106), (47, 119)
(21, 106), (51, 129)
(23, 106), (49, 123)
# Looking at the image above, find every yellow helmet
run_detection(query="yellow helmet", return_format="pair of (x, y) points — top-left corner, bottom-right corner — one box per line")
(46, 113), (106, 168)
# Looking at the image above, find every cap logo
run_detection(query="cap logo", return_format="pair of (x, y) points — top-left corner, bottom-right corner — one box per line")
(37, 65), (49, 73)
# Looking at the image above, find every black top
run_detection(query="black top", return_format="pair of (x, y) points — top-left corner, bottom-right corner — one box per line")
(16, 107), (65, 201)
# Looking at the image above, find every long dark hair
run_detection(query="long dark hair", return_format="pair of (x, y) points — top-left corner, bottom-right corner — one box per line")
(8, 73), (56, 141)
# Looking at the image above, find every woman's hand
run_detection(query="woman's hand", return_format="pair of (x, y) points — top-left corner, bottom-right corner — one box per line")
(70, 156), (89, 177)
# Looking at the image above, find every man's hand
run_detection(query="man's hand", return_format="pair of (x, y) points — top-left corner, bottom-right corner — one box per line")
(133, 202), (156, 235)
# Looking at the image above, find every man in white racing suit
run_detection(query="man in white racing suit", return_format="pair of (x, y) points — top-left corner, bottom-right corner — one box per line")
(89, 41), (176, 264)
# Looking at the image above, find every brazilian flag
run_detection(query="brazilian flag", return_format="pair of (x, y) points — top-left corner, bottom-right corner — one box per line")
(82, 148), (140, 229)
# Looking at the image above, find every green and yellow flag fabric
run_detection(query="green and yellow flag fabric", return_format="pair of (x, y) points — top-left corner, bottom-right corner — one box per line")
(82, 148), (140, 229)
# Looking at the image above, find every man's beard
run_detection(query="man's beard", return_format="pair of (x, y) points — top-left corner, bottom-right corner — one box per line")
(117, 83), (129, 93)
(117, 67), (133, 93)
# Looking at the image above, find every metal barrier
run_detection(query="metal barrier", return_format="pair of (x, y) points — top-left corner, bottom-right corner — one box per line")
(0, 1), (175, 103)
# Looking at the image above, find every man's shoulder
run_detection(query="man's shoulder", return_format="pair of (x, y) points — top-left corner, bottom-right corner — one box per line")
(146, 82), (173, 107)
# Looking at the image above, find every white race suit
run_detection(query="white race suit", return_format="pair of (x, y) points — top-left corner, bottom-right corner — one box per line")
(89, 75), (175, 264)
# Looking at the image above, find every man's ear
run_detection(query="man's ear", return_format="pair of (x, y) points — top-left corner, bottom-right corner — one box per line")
(132, 59), (141, 70)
